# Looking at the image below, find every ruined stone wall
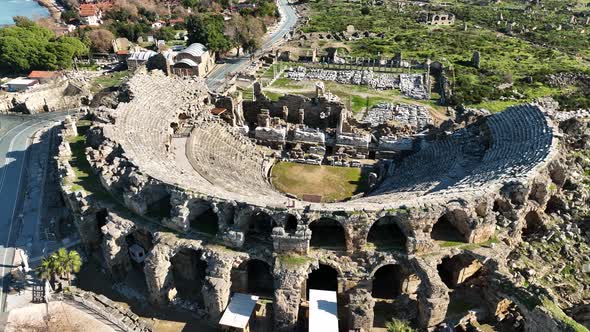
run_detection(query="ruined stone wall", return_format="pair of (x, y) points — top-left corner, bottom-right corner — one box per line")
(243, 94), (343, 129)
(0, 80), (85, 114)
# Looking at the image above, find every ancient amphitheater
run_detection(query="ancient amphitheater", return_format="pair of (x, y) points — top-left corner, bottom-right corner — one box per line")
(57, 70), (576, 331)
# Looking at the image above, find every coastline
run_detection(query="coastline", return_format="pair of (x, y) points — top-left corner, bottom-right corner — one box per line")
(36, 0), (63, 22)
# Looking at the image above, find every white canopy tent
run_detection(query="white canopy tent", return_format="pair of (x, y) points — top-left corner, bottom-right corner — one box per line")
(309, 289), (338, 332)
(219, 293), (259, 331)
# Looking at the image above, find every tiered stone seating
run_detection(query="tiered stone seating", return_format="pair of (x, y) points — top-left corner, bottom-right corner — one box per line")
(186, 118), (279, 198)
(108, 72), (286, 203)
(449, 104), (553, 190)
(104, 72), (555, 210)
(367, 104), (554, 201)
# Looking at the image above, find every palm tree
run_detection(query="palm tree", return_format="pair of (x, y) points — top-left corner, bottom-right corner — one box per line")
(37, 256), (54, 281)
(35, 248), (82, 284)
(61, 249), (82, 282)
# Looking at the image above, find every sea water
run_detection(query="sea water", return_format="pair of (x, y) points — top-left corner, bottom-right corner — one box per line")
(0, 0), (50, 26)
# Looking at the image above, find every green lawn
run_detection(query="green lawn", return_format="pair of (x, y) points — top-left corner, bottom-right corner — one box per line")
(90, 71), (128, 94)
(271, 161), (368, 202)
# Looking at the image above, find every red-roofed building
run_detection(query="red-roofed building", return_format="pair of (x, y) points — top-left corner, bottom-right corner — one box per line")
(79, 4), (102, 26)
(28, 71), (62, 84)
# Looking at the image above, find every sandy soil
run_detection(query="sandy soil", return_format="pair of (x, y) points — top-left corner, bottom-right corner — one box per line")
(6, 301), (115, 332)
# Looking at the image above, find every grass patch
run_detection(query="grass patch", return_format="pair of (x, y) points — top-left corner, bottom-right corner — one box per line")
(263, 90), (283, 101)
(90, 71), (128, 94)
(278, 254), (313, 268)
(270, 161), (368, 202)
(65, 122), (114, 202)
(541, 297), (589, 332)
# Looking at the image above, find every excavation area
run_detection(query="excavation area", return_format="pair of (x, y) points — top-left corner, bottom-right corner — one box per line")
(270, 161), (368, 202)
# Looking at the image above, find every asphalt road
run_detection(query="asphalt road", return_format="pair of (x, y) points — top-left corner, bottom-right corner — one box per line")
(205, 0), (298, 91)
(0, 112), (66, 311)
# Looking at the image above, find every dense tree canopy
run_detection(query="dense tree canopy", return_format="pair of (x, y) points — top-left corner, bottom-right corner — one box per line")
(186, 14), (232, 54)
(0, 17), (87, 74)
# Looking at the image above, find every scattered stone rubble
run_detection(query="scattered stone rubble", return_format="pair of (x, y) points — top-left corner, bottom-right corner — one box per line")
(362, 102), (433, 130)
(285, 66), (429, 99)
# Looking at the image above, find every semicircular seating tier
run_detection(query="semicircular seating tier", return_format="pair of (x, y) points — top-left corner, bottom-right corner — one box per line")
(106, 72), (289, 204)
(366, 104), (556, 202)
(105, 73), (556, 211)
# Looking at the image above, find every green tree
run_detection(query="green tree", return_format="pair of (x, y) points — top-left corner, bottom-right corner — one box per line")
(0, 19), (88, 73)
(186, 14), (232, 54)
(155, 26), (176, 41)
(36, 248), (82, 283)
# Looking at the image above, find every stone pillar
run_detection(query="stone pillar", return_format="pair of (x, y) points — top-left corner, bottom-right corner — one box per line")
(144, 243), (174, 305)
(347, 282), (375, 331)
(297, 109), (305, 125)
(258, 109), (271, 127)
(282, 106), (289, 121)
(273, 265), (308, 331)
(163, 192), (190, 233)
(412, 257), (449, 328)
(203, 277), (232, 320)
(101, 213), (134, 281)
(272, 225), (311, 254)
(202, 252), (235, 320)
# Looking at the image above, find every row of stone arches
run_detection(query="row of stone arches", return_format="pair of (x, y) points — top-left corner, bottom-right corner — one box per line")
(185, 206), (471, 252)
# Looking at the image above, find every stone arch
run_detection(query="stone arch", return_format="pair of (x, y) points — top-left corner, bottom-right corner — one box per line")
(522, 210), (545, 238)
(230, 258), (275, 298)
(367, 216), (407, 251)
(437, 253), (483, 289)
(285, 214), (298, 234)
(372, 264), (403, 299)
(306, 263), (339, 299)
(371, 262), (421, 328)
(188, 200), (219, 235)
(144, 185), (172, 220)
(236, 210), (277, 244)
(125, 228), (154, 266)
(169, 247), (208, 306)
(545, 195), (565, 214)
(430, 210), (467, 243)
(309, 217), (346, 249)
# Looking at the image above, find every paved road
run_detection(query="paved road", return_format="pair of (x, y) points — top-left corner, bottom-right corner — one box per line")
(205, 0), (298, 90)
(0, 112), (66, 312)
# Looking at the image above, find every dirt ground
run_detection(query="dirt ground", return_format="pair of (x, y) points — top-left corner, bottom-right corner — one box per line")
(77, 258), (220, 332)
(5, 301), (115, 332)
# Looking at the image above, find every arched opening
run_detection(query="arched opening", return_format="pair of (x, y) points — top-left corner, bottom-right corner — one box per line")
(523, 211), (545, 238)
(95, 209), (108, 248)
(285, 215), (298, 234)
(371, 264), (421, 328)
(367, 217), (406, 251)
(230, 259), (274, 298)
(437, 254), (482, 289)
(123, 230), (153, 294)
(309, 218), (346, 249)
(431, 213), (465, 244)
(189, 207), (219, 235)
(146, 194), (172, 219)
(438, 255), (497, 324)
(170, 248), (208, 306)
(125, 229), (154, 268)
(306, 264), (338, 299)
(245, 212), (276, 244)
(96, 209), (108, 234)
(545, 195), (565, 214)
(372, 265), (403, 299)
